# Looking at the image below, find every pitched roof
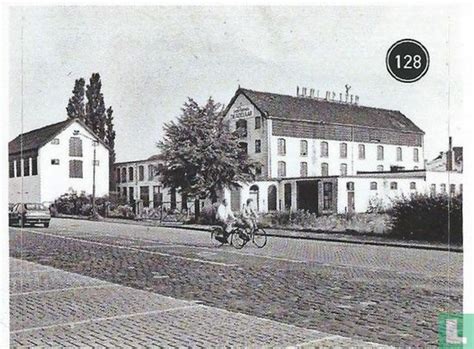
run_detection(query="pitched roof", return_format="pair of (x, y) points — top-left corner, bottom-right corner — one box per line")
(229, 88), (424, 134)
(9, 118), (110, 155)
(9, 119), (72, 155)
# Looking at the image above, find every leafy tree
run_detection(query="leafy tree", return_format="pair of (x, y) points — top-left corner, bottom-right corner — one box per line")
(85, 73), (106, 138)
(66, 78), (85, 120)
(158, 97), (256, 211)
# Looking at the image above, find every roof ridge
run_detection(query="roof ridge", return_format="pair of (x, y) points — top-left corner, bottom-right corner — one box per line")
(13, 118), (71, 139)
(239, 87), (403, 114)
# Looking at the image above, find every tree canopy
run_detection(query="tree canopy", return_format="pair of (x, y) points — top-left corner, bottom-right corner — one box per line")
(158, 97), (256, 202)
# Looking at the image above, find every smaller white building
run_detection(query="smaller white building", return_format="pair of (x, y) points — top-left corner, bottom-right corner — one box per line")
(9, 118), (110, 205)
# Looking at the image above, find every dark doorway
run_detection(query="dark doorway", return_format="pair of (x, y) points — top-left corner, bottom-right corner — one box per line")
(267, 185), (277, 211)
(284, 183), (292, 210)
(297, 180), (318, 213)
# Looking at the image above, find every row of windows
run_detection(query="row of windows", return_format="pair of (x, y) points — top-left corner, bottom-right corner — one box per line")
(276, 139), (420, 162)
(430, 183), (460, 195)
(116, 164), (157, 183)
(9, 157), (38, 178)
(235, 117), (262, 137)
(275, 161), (420, 178)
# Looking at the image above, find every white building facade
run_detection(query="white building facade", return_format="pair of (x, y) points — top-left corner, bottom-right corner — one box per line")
(9, 118), (110, 205)
(221, 87), (457, 214)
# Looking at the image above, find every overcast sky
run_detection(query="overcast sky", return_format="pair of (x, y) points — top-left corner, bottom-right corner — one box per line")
(9, 6), (465, 162)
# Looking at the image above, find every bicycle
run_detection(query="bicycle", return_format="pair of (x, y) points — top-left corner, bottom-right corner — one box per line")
(231, 222), (267, 249)
(210, 222), (267, 249)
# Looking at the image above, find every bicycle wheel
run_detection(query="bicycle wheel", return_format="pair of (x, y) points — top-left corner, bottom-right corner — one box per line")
(230, 228), (248, 249)
(252, 227), (267, 248)
(210, 227), (225, 247)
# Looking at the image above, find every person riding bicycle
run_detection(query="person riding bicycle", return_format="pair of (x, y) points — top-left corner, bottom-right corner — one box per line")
(215, 198), (236, 243)
(241, 198), (258, 232)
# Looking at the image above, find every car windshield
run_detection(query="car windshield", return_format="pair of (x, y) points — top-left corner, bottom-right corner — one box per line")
(24, 203), (47, 211)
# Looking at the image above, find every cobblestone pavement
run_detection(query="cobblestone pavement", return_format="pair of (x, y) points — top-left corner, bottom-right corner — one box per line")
(9, 219), (463, 347)
(10, 259), (384, 348)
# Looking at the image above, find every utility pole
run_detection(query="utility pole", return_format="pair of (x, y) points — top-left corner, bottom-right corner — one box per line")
(92, 139), (98, 218)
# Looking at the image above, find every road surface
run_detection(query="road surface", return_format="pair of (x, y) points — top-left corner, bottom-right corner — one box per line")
(9, 218), (462, 347)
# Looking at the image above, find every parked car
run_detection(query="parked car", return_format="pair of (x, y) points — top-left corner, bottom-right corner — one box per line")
(9, 203), (51, 228)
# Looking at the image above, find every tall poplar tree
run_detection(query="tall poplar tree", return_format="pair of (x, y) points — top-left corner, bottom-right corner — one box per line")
(66, 78), (85, 120)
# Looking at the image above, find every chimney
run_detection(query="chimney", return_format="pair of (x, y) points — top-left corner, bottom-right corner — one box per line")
(339, 93), (342, 102)
(325, 91), (329, 100)
(310, 88), (315, 98)
(355, 95), (359, 105)
(302, 87), (307, 97)
(296, 86), (300, 97)
(350, 94), (353, 104)
(317, 90), (320, 98)
(332, 92), (336, 100)
(446, 136), (453, 171)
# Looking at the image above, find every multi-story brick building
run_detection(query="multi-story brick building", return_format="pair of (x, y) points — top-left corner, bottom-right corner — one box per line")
(221, 87), (439, 214)
(114, 155), (188, 212)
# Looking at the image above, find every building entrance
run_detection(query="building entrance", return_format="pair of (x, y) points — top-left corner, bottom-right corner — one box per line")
(296, 180), (318, 213)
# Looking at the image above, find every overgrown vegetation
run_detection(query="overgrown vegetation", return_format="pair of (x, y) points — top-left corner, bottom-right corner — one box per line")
(389, 193), (462, 243)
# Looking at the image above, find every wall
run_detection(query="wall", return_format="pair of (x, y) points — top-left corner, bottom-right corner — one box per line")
(39, 121), (110, 204)
(425, 171), (463, 195)
(225, 93), (269, 178)
(269, 136), (423, 178)
(9, 158), (41, 203)
(223, 180), (279, 213)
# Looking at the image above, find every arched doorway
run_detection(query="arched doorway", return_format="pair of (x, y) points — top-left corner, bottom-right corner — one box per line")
(267, 185), (277, 211)
(249, 185), (259, 211)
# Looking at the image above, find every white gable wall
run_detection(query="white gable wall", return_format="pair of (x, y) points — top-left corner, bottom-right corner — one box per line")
(39, 120), (110, 204)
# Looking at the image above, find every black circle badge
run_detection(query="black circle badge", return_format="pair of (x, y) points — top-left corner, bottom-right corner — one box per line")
(386, 39), (429, 83)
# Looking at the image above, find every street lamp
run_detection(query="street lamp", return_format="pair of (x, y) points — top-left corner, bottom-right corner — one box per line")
(74, 130), (99, 220)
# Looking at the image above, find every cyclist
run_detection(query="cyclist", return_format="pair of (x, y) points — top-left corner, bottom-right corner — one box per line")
(241, 198), (258, 232)
(215, 198), (236, 243)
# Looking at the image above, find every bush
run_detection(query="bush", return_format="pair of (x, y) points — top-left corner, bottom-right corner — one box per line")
(389, 193), (462, 243)
(198, 204), (218, 225)
(54, 190), (115, 217)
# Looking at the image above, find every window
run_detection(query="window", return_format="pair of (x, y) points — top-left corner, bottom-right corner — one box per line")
(23, 158), (30, 176)
(358, 144), (365, 159)
(370, 182), (378, 190)
(69, 137), (83, 157)
(122, 187), (127, 199)
(440, 184), (446, 193)
(16, 159), (21, 177)
(377, 145), (384, 160)
(300, 162), (308, 177)
(277, 138), (286, 155)
(323, 182), (333, 210)
(321, 162), (328, 176)
(69, 160), (83, 178)
(51, 159), (60, 165)
(255, 140), (261, 153)
(238, 142), (248, 156)
(377, 165), (384, 171)
(430, 184), (436, 196)
(340, 143), (347, 158)
(9, 161), (14, 178)
(128, 166), (134, 182)
(116, 168), (121, 183)
(148, 165), (154, 180)
(277, 161), (286, 177)
(346, 182), (355, 191)
(32, 157), (38, 176)
(255, 164), (262, 176)
(255, 116), (261, 129)
(236, 119), (247, 137)
(300, 140), (308, 156)
(396, 147), (402, 161)
(410, 182), (416, 190)
(340, 163), (347, 176)
(321, 141), (328, 157)
(450, 184), (456, 195)
(121, 168), (127, 183)
(413, 148), (419, 162)
(51, 138), (60, 145)
(140, 186), (150, 207)
(390, 182), (398, 190)
(139, 165), (144, 181)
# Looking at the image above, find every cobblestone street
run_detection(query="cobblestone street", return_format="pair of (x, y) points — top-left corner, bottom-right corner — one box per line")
(9, 218), (462, 347)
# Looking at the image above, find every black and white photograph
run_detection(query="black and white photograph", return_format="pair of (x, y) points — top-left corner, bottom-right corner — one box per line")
(2, 4), (472, 348)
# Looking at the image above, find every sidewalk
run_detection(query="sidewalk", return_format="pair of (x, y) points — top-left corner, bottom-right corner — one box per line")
(11, 258), (387, 348)
(55, 214), (462, 252)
